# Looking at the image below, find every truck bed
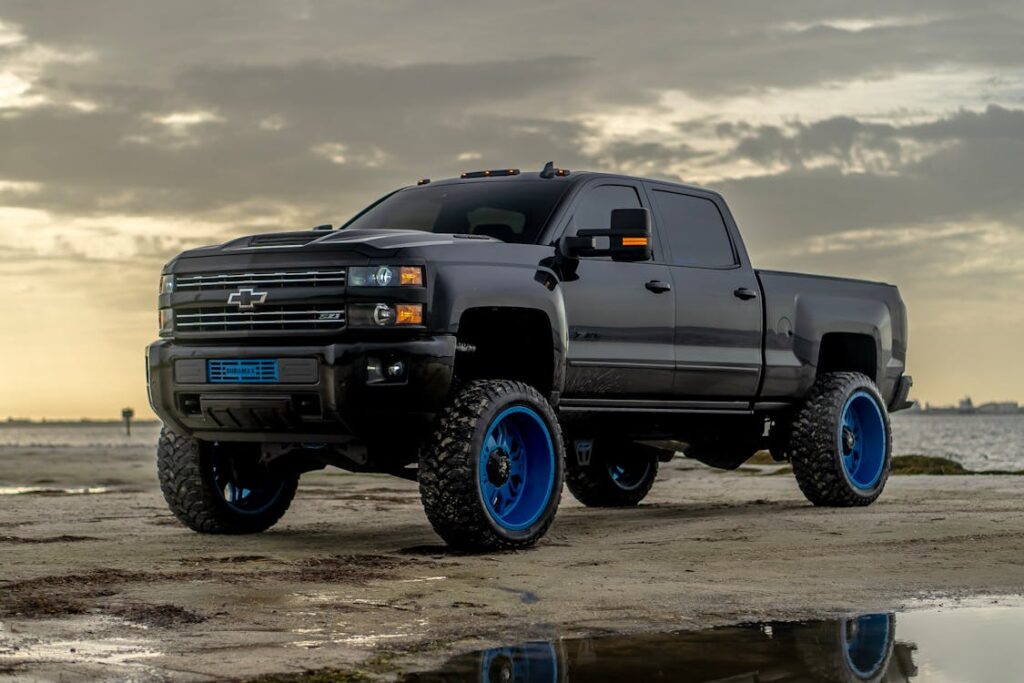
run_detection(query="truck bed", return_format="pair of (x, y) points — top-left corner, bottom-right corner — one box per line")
(755, 269), (909, 407)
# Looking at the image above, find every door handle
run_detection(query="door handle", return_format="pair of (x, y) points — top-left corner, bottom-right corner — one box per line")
(645, 280), (672, 293)
(733, 287), (758, 300)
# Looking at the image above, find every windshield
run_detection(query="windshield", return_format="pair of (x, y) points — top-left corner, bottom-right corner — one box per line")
(342, 181), (570, 244)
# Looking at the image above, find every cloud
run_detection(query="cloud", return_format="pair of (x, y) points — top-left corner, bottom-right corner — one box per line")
(1, 1), (1024, 409)
(714, 106), (1024, 249)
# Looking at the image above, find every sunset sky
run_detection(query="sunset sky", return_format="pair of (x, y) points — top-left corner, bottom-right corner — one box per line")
(1, 1), (1023, 419)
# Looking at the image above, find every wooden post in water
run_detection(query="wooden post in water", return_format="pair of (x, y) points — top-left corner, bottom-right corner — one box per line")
(122, 407), (135, 437)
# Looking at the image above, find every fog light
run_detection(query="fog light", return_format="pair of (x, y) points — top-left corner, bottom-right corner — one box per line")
(294, 394), (321, 416)
(366, 356), (385, 383)
(387, 360), (405, 379)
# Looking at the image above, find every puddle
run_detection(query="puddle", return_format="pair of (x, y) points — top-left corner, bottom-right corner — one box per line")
(0, 486), (110, 496)
(403, 604), (1024, 682)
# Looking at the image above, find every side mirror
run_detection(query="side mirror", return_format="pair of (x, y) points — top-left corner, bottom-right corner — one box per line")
(558, 208), (653, 262)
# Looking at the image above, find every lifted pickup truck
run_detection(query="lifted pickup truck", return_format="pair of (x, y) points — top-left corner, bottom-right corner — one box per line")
(148, 163), (912, 550)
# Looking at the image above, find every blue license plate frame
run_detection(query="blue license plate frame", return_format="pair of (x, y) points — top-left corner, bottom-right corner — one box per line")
(207, 359), (280, 384)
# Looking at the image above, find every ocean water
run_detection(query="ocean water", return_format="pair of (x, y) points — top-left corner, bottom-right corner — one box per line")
(890, 414), (1024, 472)
(0, 422), (163, 449)
(1, 415), (1020, 472)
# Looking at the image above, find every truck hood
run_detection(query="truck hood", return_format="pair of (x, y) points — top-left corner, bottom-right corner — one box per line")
(163, 228), (551, 278)
(175, 228), (498, 261)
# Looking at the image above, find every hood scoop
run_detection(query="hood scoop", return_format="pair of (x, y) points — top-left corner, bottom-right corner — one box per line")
(216, 231), (326, 250)
(245, 231), (323, 248)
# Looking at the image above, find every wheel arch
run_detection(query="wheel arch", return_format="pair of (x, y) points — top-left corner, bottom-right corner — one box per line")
(454, 305), (563, 399)
(433, 262), (568, 401)
(817, 332), (879, 383)
(792, 296), (892, 388)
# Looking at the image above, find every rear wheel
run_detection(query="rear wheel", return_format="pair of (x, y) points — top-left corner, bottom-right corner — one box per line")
(789, 372), (891, 507)
(418, 380), (564, 550)
(156, 427), (298, 534)
(565, 439), (658, 507)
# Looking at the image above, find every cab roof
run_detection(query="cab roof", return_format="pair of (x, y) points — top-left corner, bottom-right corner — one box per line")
(414, 167), (722, 200)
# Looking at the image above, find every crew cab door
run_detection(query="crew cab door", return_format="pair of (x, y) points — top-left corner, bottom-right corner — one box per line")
(559, 181), (676, 399)
(644, 184), (763, 399)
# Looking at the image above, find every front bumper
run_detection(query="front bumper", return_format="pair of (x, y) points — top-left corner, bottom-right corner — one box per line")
(146, 336), (456, 443)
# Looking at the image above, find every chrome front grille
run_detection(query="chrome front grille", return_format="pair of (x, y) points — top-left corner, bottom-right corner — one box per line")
(175, 305), (345, 333)
(175, 269), (346, 290)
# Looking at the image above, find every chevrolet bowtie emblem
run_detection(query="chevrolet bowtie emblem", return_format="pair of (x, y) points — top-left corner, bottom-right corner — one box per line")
(227, 287), (268, 310)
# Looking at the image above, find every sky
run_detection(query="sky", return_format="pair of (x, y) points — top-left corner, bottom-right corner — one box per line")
(1, 1), (1023, 419)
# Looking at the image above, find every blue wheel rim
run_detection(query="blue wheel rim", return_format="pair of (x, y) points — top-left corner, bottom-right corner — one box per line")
(838, 391), (887, 490)
(842, 613), (892, 678)
(608, 459), (652, 491)
(478, 406), (556, 531)
(210, 451), (285, 515)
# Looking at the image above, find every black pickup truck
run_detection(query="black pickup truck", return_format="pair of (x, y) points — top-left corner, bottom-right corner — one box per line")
(148, 163), (912, 550)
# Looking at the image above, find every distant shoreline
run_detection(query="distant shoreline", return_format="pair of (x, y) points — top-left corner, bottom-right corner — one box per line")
(1, 419), (161, 427)
(907, 412), (1024, 416)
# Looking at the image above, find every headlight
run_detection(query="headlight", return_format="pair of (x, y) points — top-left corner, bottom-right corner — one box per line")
(159, 274), (175, 294)
(349, 266), (423, 287)
(348, 303), (424, 327)
(159, 308), (174, 336)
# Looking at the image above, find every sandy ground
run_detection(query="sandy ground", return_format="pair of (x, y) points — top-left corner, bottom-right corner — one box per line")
(1, 444), (1022, 681)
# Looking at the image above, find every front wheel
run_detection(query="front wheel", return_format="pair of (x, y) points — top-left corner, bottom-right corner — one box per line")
(565, 439), (659, 507)
(789, 372), (891, 507)
(156, 428), (298, 534)
(418, 380), (564, 551)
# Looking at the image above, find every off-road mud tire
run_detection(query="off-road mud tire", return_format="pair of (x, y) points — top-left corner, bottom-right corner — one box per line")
(565, 440), (658, 507)
(789, 372), (891, 507)
(157, 427), (298, 534)
(418, 380), (564, 551)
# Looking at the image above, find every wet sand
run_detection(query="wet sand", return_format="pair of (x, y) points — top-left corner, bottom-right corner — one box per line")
(1, 444), (1022, 681)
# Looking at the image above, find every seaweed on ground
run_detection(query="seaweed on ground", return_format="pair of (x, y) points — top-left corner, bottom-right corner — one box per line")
(891, 455), (970, 475)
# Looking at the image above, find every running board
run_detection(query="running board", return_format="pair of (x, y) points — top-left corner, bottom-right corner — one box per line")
(558, 398), (753, 415)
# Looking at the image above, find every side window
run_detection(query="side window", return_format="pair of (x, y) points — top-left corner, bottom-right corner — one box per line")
(570, 184), (642, 233)
(652, 190), (736, 267)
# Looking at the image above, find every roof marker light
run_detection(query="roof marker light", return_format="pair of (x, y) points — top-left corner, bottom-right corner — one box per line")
(460, 168), (521, 179)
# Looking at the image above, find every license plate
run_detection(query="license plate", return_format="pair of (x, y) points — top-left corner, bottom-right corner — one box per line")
(207, 359), (279, 383)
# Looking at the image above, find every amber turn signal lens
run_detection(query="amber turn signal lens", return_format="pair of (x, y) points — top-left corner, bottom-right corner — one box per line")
(399, 266), (424, 286)
(622, 237), (648, 246)
(395, 304), (423, 325)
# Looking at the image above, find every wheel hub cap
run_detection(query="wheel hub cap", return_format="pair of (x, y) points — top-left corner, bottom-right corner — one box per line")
(842, 426), (856, 454)
(486, 449), (512, 487)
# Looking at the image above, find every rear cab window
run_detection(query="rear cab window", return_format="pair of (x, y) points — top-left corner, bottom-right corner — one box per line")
(649, 190), (737, 268)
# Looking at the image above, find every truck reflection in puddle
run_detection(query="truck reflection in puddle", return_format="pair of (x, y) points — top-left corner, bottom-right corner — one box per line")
(404, 613), (915, 683)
